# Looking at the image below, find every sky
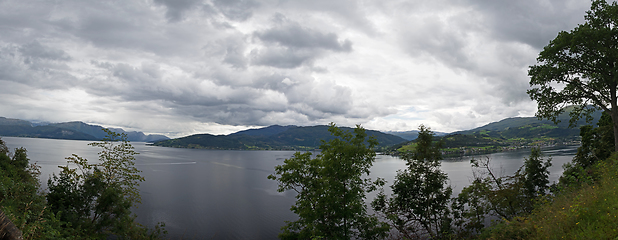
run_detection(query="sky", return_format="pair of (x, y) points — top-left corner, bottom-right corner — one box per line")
(0, 0), (593, 138)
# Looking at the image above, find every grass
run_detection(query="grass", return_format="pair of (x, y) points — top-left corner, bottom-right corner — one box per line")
(482, 154), (618, 239)
(398, 143), (417, 152)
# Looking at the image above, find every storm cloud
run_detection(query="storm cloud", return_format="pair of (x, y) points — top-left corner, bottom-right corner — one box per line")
(0, 0), (594, 136)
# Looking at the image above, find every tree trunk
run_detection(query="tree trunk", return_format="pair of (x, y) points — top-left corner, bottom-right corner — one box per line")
(0, 209), (22, 240)
(613, 109), (618, 152)
(611, 83), (618, 152)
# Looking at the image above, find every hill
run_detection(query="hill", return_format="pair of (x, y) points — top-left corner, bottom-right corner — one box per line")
(0, 117), (169, 142)
(152, 125), (407, 150)
(384, 130), (448, 141)
(483, 153), (618, 239)
(49, 121), (169, 142)
(230, 125), (292, 137)
(392, 109), (603, 156)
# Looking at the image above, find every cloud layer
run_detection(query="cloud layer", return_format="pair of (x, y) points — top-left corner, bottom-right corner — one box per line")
(0, 0), (592, 137)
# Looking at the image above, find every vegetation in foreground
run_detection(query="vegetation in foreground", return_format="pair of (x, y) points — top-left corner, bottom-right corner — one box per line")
(269, 114), (615, 239)
(482, 153), (618, 239)
(0, 130), (165, 239)
(268, 123), (390, 239)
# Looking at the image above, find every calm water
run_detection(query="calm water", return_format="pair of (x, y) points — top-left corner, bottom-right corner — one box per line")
(2, 136), (578, 239)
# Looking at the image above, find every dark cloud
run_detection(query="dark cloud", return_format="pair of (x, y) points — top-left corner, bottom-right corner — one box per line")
(255, 21), (352, 52)
(467, 0), (590, 49)
(19, 41), (71, 61)
(0, 0), (595, 135)
(153, 0), (260, 22)
(201, 36), (249, 69)
(153, 0), (202, 21)
(251, 18), (352, 68)
(397, 0), (591, 111)
(275, 0), (378, 34)
(83, 60), (355, 127)
(249, 47), (316, 68)
(400, 15), (470, 69)
(0, 43), (76, 89)
(212, 0), (259, 21)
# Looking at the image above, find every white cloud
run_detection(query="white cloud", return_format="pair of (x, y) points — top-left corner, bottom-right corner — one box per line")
(0, 0), (593, 137)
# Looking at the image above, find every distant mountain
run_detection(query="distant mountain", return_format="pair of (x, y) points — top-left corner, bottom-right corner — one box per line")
(0, 117), (169, 142)
(384, 130), (448, 141)
(153, 125), (408, 150)
(49, 121), (169, 142)
(0, 117), (32, 126)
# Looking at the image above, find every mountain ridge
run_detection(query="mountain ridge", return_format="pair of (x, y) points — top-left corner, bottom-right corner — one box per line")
(0, 117), (169, 142)
(153, 125), (407, 150)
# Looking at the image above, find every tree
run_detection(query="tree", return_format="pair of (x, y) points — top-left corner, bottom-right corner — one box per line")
(560, 111), (614, 187)
(47, 129), (146, 237)
(574, 111), (614, 168)
(528, 0), (618, 151)
(0, 138), (41, 240)
(453, 148), (551, 235)
(522, 148), (552, 203)
(268, 123), (389, 240)
(372, 125), (453, 239)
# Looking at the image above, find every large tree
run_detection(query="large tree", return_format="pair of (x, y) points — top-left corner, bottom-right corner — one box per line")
(528, 0), (618, 151)
(268, 123), (389, 240)
(372, 125), (453, 239)
(47, 129), (146, 237)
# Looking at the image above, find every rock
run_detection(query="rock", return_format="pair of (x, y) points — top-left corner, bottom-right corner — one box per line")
(0, 210), (22, 240)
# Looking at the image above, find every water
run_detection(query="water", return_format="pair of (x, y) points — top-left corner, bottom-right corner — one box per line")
(1, 136), (578, 239)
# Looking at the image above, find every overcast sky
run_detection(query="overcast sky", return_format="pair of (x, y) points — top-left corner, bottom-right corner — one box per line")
(0, 0), (593, 137)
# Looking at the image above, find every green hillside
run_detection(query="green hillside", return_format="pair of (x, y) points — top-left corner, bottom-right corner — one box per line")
(0, 117), (169, 142)
(392, 110), (602, 157)
(483, 154), (618, 239)
(0, 118), (98, 140)
(152, 125), (407, 150)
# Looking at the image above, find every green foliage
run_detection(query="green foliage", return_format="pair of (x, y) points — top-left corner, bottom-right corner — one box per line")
(268, 123), (389, 239)
(523, 148), (552, 201)
(528, 0), (618, 150)
(0, 138), (51, 240)
(45, 129), (164, 239)
(575, 111), (614, 168)
(373, 125), (453, 239)
(47, 130), (141, 237)
(559, 111), (615, 190)
(452, 148), (551, 238)
(0, 135), (166, 240)
(482, 154), (618, 240)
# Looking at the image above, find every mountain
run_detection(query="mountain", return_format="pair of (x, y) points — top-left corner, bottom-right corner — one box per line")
(450, 109), (603, 141)
(153, 125), (408, 150)
(230, 125), (293, 137)
(0, 117), (32, 126)
(388, 109), (604, 156)
(385, 106), (607, 157)
(49, 121), (169, 142)
(385, 130), (448, 141)
(268, 125), (406, 148)
(0, 118), (98, 140)
(0, 117), (169, 142)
